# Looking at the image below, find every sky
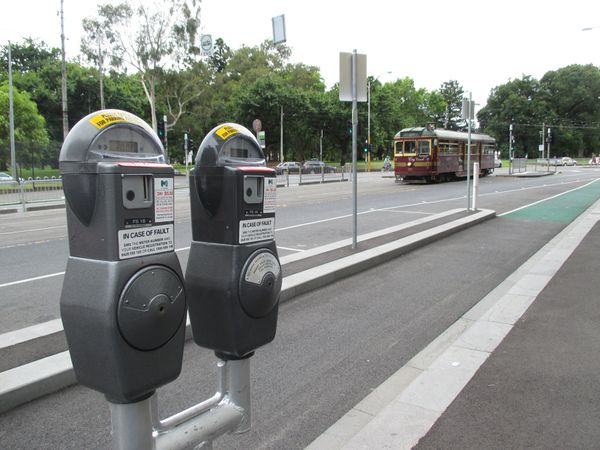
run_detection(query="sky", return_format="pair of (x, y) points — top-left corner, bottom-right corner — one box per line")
(2, 0), (600, 114)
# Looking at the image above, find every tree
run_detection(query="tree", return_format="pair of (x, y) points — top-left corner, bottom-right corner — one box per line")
(539, 65), (600, 157)
(207, 38), (231, 74)
(436, 80), (464, 130)
(478, 66), (600, 158)
(0, 82), (49, 170)
(0, 39), (64, 142)
(82, 0), (202, 131)
(478, 75), (545, 157)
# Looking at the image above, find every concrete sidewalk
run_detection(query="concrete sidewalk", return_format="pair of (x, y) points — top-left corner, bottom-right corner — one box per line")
(308, 195), (600, 449)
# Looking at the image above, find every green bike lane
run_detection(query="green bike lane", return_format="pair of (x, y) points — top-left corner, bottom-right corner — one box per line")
(500, 178), (600, 223)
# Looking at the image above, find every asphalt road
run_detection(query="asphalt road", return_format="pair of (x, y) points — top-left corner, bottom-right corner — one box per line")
(1, 168), (600, 448)
(2, 168), (599, 334)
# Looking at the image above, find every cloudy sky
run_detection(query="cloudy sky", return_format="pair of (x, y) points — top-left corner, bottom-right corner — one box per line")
(2, 0), (600, 110)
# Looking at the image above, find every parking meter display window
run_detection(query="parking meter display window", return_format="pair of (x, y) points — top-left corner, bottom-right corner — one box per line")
(89, 127), (163, 161)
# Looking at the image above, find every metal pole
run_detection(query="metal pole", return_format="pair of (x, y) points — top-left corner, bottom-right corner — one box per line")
(548, 127), (552, 172)
(98, 41), (105, 110)
(508, 123), (513, 175)
(109, 397), (155, 450)
(471, 162), (479, 211)
(466, 92), (472, 211)
(351, 50), (358, 250)
(280, 106), (284, 162)
(8, 41), (17, 183)
(60, 0), (69, 140)
(320, 129), (323, 163)
(542, 122), (547, 172)
(163, 114), (169, 163)
(184, 132), (189, 177)
(367, 80), (371, 173)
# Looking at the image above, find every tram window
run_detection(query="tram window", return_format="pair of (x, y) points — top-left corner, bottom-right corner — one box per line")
(397, 140), (416, 155)
(418, 140), (430, 156)
(394, 141), (403, 155)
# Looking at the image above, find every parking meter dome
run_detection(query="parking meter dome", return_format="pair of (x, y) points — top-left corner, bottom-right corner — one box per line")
(59, 110), (166, 225)
(195, 123), (265, 169)
(194, 124), (265, 217)
(60, 109), (165, 171)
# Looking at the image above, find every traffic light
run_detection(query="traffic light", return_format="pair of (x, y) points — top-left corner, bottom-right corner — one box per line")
(157, 116), (166, 146)
(364, 140), (368, 153)
(347, 120), (352, 135)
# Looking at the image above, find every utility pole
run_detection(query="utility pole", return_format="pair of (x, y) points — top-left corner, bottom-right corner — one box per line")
(163, 114), (169, 163)
(8, 41), (17, 182)
(547, 127), (552, 164)
(351, 50), (358, 249)
(367, 80), (371, 172)
(319, 129), (323, 162)
(542, 122), (547, 171)
(98, 41), (105, 110)
(60, 0), (69, 140)
(280, 106), (284, 162)
(462, 93), (474, 210)
(508, 123), (513, 175)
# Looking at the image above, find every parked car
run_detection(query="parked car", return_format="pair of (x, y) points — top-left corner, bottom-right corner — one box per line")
(275, 161), (301, 174)
(0, 172), (22, 183)
(494, 157), (502, 168)
(560, 157), (577, 166)
(302, 160), (336, 174)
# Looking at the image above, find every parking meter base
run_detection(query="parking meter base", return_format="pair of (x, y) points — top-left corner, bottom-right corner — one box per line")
(186, 240), (280, 358)
(60, 254), (186, 403)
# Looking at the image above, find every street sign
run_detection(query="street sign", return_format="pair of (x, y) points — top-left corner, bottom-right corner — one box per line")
(253, 119), (262, 133)
(200, 35), (213, 56)
(339, 52), (367, 102)
(272, 15), (286, 44)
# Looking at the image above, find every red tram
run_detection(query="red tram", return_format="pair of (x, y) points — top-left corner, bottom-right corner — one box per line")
(393, 127), (496, 182)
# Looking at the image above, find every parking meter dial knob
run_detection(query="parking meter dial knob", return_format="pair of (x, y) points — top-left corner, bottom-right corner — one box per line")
(239, 250), (282, 318)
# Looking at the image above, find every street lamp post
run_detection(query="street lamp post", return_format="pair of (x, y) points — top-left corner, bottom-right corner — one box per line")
(367, 71), (391, 172)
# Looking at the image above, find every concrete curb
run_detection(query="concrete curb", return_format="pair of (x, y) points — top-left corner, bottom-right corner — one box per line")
(0, 208), (495, 414)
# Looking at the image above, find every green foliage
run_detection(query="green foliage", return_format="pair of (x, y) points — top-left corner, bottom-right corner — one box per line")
(436, 80), (465, 130)
(0, 82), (49, 170)
(5, 23), (600, 170)
(479, 65), (600, 158)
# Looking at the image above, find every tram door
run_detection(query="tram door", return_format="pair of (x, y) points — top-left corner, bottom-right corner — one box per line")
(458, 142), (465, 173)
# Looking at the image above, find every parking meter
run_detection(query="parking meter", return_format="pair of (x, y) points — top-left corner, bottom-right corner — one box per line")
(186, 123), (281, 359)
(59, 109), (186, 403)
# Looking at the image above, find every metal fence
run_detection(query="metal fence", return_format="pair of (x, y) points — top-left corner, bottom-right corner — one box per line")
(0, 178), (64, 211)
(275, 166), (350, 187)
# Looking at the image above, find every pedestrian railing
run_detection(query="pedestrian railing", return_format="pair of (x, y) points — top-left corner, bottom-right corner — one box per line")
(0, 177), (64, 211)
(275, 167), (349, 187)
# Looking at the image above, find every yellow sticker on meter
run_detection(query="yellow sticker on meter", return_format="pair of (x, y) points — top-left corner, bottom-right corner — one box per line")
(88, 110), (148, 129)
(215, 125), (240, 140)
(89, 112), (127, 129)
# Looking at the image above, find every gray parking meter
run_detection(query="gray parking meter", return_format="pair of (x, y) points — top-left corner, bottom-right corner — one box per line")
(59, 110), (186, 403)
(186, 123), (281, 359)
